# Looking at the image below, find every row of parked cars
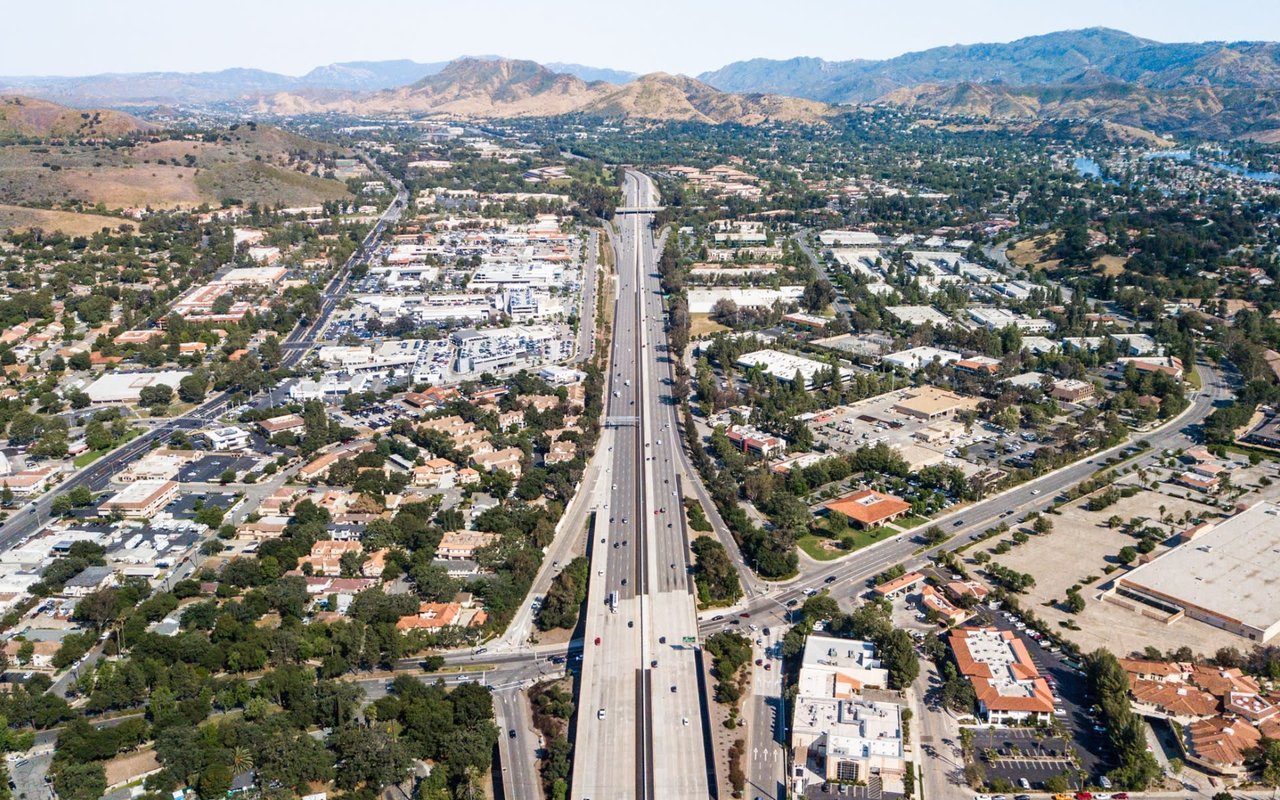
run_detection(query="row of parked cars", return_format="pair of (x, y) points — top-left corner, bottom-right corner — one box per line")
(972, 788), (1126, 793)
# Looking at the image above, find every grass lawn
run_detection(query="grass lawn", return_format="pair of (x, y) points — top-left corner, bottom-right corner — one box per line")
(799, 526), (898, 560)
(1186, 365), (1203, 390)
(895, 515), (929, 529)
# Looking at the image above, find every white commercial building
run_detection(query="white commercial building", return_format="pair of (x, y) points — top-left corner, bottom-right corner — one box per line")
(792, 634), (906, 794)
(831, 250), (883, 279)
(882, 346), (961, 371)
(886, 305), (952, 327)
(735, 349), (851, 389)
(819, 230), (881, 247)
(968, 307), (1055, 333)
(452, 325), (569, 374)
(468, 262), (563, 290)
(353, 294), (494, 324)
(205, 427), (250, 451)
(686, 287), (804, 314)
(289, 374), (373, 402)
(85, 371), (192, 405)
(103, 480), (179, 518)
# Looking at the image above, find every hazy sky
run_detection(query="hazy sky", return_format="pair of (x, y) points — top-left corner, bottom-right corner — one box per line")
(7, 0), (1280, 77)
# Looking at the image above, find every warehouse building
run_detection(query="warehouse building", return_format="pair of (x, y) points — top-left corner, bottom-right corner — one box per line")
(1110, 502), (1280, 642)
(85, 371), (191, 405)
(735, 349), (850, 389)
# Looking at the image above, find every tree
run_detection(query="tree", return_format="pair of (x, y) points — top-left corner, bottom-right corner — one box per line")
(691, 537), (741, 606)
(52, 762), (106, 800)
(51, 494), (73, 516)
(1065, 587), (1086, 614)
(74, 588), (121, 629)
(879, 628), (920, 689)
(138, 383), (173, 408)
(329, 723), (411, 791)
(921, 525), (949, 545)
(69, 351), (92, 371)
(1117, 546), (1137, 564)
(178, 373), (208, 404)
(1032, 516), (1054, 534)
(259, 336), (284, 370)
(197, 764), (232, 799)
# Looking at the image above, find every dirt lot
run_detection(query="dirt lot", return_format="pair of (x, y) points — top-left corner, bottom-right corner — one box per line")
(0, 204), (128, 235)
(1092, 254), (1128, 276)
(104, 749), (160, 787)
(973, 488), (1243, 657)
(689, 312), (729, 338)
(1006, 232), (1061, 267)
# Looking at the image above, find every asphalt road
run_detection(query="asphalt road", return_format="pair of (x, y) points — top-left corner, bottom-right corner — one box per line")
(570, 172), (712, 800)
(495, 687), (544, 800)
(570, 179), (648, 800)
(629, 171), (713, 799)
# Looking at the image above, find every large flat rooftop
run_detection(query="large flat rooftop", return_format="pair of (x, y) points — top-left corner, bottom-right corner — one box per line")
(1118, 501), (1280, 639)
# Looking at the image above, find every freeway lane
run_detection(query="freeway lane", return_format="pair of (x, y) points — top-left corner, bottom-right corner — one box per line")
(570, 171), (712, 800)
(571, 185), (647, 800)
(628, 170), (713, 799)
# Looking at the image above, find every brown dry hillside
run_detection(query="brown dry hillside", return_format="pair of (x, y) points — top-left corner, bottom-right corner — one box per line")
(0, 124), (351, 210)
(582, 73), (832, 124)
(0, 95), (153, 139)
(256, 58), (834, 125)
(0, 204), (130, 236)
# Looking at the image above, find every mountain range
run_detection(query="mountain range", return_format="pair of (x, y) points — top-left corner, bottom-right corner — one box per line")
(3, 29), (1280, 136)
(0, 58), (633, 108)
(697, 28), (1280, 137)
(251, 58), (831, 124)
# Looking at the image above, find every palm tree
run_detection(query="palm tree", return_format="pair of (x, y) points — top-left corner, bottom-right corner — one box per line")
(230, 747), (254, 774)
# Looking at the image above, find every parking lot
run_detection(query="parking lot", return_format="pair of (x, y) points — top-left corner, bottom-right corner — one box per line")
(970, 727), (1076, 789)
(164, 491), (240, 520)
(8, 752), (52, 800)
(177, 455), (258, 483)
(807, 389), (986, 468)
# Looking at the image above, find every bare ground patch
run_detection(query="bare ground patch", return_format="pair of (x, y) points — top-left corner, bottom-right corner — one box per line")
(0, 204), (130, 235)
(1006, 232), (1060, 267)
(61, 164), (204, 207)
(690, 312), (729, 338)
(976, 489), (1242, 656)
(1092, 254), (1128, 276)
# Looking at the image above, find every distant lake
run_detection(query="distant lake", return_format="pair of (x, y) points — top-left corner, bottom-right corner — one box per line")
(1207, 161), (1280, 183)
(1073, 157), (1118, 185)
(1143, 149), (1279, 183)
(1073, 157), (1102, 178)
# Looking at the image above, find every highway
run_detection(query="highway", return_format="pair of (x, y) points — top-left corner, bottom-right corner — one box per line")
(0, 157), (405, 552)
(570, 172), (712, 800)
